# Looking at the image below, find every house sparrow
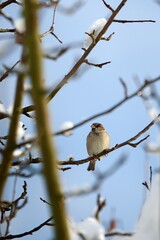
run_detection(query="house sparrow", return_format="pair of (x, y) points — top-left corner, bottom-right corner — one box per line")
(86, 123), (110, 171)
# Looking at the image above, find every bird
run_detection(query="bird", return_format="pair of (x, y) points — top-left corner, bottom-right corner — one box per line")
(86, 123), (110, 171)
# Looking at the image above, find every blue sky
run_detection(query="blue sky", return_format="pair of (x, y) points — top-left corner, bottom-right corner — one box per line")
(0, 0), (160, 239)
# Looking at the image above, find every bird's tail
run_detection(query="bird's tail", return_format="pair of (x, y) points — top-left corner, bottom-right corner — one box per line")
(87, 159), (96, 171)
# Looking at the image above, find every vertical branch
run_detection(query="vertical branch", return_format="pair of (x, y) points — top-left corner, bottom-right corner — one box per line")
(0, 50), (26, 200)
(24, 1), (70, 240)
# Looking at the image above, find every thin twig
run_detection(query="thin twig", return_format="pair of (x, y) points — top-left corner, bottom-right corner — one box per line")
(113, 19), (155, 23)
(40, 2), (62, 44)
(102, 0), (114, 12)
(84, 59), (111, 68)
(40, 197), (52, 206)
(0, 0), (18, 9)
(0, 60), (20, 82)
(150, 166), (152, 188)
(127, 135), (149, 148)
(0, 217), (54, 239)
(142, 181), (150, 191)
(101, 31), (115, 41)
(58, 167), (72, 171)
(105, 231), (133, 237)
(0, 28), (15, 33)
(94, 194), (106, 220)
(81, 30), (96, 50)
(119, 78), (128, 98)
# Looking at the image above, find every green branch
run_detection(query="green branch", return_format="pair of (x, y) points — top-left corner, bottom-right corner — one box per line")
(24, 1), (70, 240)
(0, 50), (26, 200)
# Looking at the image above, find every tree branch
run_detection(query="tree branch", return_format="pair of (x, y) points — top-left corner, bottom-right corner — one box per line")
(102, 0), (114, 12)
(105, 231), (133, 237)
(21, 0), (128, 115)
(119, 78), (128, 98)
(24, 1), (70, 239)
(113, 19), (155, 23)
(53, 76), (160, 136)
(10, 114), (159, 169)
(0, 60), (20, 82)
(94, 194), (106, 220)
(59, 114), (160, 166)
(0, 217), (53, 239)
(0, 50), (26, 200)
(84, 59), (111, 68)
(0, 0), (18, 9)
(2, 77), (160, 152)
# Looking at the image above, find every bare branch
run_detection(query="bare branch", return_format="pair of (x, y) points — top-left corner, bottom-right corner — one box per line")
(11, 156), (43, 167)
(0, 112), (10, 120)
(59, 114), (160, 167)
(40, 2), (62, 44)
(105, 231), (134, 237)
(5, 77), (159, 154)
(0, 217), (54, 239)
(0, 0), (18, 9)
(20, 15), (160, 118)
(102, 0), (114, 12)
(142, 181), (150, 191)
(58, 167), (72, 171)
(0, 50), (27, 200)
(42, 0), (128, 102)
(113, 19), (155, 23)
(43, 41), (81, 60)
(101, 31), (115, 41)
(21, 75), (160, 123)
(142, 165), (152, 191)
(127, 135), (149, 148)
(150, 166), (152, 188)
(40, 197), (52, 206)
(10, 83), (160, 158)
(44, 47), (69, 60)
(94, 194), (106, 220)
(13, 181), (27, 204)
(53, 76), (160, 136)
(0, 181), (27, 227)
(119, 78), (128, 98)
(0, 28), (15, 33)
(84, 59), (111, 68)
(83, 30), (96, 47)
(0, 60), (20, 82)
